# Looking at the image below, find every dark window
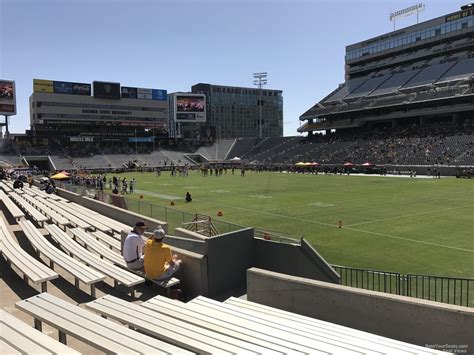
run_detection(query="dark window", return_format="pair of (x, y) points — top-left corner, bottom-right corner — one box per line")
(435, 28), (441, 36)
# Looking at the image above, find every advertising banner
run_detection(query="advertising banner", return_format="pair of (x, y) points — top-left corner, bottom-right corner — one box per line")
(93, 81), (121, 99)
(0, 80), (16, 116)
(72, 82), (91, 96)
(128, 137), (155, 143)
(152, 89), (167, 101)
(70, 136), (94, 142)
(53, 81), (73, 94)
(33, 79), (54, 93)
(137, 88), (153, 100)
(121, 86), (138, 99)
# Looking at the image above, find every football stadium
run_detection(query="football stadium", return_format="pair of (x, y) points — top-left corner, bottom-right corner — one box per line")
(0, 1), (473, 354)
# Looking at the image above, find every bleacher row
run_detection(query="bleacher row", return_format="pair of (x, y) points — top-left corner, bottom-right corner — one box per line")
(0, 182), (450, 353)
(3, 292), (448, 354)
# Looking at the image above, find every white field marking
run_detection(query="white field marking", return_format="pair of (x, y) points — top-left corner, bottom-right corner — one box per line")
(343, 226), (474, 253)
(308, 202), (335, 207)
(197, 198), (338, 228)
(135, 189), (182, 200)
(345, 204), (474, 227)
(211, 190), (230, 193)
(183, 186), (199, 189)
(249, 195), (273, 199)
(196, 198), (473, 252)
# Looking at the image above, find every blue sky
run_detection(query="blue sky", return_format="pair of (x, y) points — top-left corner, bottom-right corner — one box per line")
(0, 0), (467, 136)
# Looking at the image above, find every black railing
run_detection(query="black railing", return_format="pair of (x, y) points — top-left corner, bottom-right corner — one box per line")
(333, 265), (473, 308)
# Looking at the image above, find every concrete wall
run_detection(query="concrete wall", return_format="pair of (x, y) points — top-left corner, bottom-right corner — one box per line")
(170, 246), (208, 299)
(247, 268), (474, 351)
(56, 188), (167, 232)
(255, 238), (339, 283)
(174, 227), (208, 241)
(205, 228), (255, 298)
(163, 235), (206, 255)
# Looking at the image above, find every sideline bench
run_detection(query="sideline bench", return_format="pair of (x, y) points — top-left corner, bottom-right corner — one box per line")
(20, 221), (106, 297)
(143, 296), (307, 354)
(46, 224), (144, 296)
(9, 192), (48, 227)
(0, 309), (80, 355)
(0, 190), (25, 221)
(38, 197), (91, 229)
(0, 217), (58, 292)
(20, 193), (69, 228)
(86, 294), (260, 355)
(16, 293), (190, 354)
(69, 227), (126, 267)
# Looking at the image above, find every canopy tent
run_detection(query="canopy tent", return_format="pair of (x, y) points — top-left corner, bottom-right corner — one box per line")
(50, 173), (70, 180)
(295, 162), (306, 167)
(343, 162), (354, 167)
(303, 162), (313, 166)
(362, 162), (375, 167)
(230, 157), (241, 161)
(59, 170), (71, 175)
(310, 162), (320, 166)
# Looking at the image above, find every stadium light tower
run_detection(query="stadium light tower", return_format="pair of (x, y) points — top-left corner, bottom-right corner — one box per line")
(253, 72), (267, 139)
(390, 3), (425, 31)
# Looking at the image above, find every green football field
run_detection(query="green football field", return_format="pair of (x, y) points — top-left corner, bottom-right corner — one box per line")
(103, 171), (473, 278)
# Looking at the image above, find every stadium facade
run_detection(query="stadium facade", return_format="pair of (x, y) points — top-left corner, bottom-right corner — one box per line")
(192, 83), (283, 139)
(299, 5), (474, 133)
(29, 79), (168, 146)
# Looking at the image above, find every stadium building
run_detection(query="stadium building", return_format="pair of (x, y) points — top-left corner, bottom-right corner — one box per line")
(29, 79), (168, 149)
(299, 5), (474, 134)
(192, 83), (283, 139)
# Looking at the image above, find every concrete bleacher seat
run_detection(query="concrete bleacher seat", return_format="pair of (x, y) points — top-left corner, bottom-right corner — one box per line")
(65, 201), (130, 234)
(58, 202), (112, 233)
(19, 193), (69, 228)
(19, 221), (106, 297)
(86, 294), (266, 354)
(192, 296), (445, 354)
(38, 197), (91, 229)
(0, 190), (25, 221)
(16, 293), (190, 354)
(45, 224), (144, 296)
(91, 230), (122, 251)
(68, 227), (126, 267)
(0, 217), (58, 292)
(0, 309), (80, 355)
(8, 192), (48, 226)
(0, 181), (13, 193)
(143, 295), (307, 354)
(223, 297), (446, 354)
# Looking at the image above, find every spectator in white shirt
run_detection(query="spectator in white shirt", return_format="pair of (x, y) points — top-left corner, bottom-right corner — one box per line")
(123, 221), (148, 270)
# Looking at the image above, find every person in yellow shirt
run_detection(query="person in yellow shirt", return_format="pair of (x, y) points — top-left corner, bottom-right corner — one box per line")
(144, 228), (182, 280)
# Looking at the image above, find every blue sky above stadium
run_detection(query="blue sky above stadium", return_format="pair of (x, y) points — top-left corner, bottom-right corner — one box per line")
(0, 0), (468, 136)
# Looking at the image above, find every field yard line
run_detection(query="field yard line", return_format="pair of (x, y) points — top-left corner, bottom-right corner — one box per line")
(197, 198), (473, 252)
(135, 189), (183, 200)
(343, 226), (474, 253)
(197, 198), (337, 228)
(345, 204), (474, 227)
